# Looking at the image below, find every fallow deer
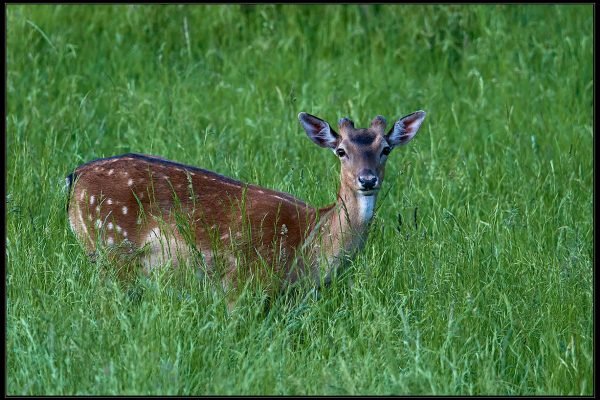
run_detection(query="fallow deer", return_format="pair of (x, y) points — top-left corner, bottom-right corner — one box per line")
(66, 111), (426, 295)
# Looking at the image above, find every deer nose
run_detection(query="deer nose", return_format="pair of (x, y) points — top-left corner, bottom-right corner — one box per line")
(358, 172), (378, 190)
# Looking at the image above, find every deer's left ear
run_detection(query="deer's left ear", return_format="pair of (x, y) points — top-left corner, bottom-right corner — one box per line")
(298, 112), (340, 149)
(386, 110), (426, 148)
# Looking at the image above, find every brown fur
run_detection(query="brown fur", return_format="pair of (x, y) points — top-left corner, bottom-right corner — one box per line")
(67, 154), (318, 285)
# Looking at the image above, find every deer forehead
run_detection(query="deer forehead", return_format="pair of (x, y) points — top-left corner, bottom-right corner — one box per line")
(340, 129), (387, 152)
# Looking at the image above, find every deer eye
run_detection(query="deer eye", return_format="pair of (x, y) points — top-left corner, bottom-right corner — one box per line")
(336, 148), (346, 158)
(381, 147), (391, 156)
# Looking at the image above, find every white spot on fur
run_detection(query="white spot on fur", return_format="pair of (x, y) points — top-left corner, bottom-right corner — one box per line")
(358, 195), (375, 222)
(108, 169), (114, 175)
(122, 206), (128, 215)
(95, 219), (102, 229)
(75, 208), (91, 246)
(95, 206), (100, 213)
(220, 233), (230, 240)
(107, 222), (114, 230)
(116, 225), (122, 233)
(90, 195), (95, 205)
(79, 190), (86, 201)
(107, 237), (114, 245)
(123, 231), (128, 237)
(127, 179), (133, 186)
(107, 199), (113, 205)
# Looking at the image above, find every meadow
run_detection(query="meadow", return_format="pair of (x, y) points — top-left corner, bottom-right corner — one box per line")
(5, 4), (593, 395)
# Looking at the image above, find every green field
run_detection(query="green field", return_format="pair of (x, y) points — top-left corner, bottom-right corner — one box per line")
(6, 5), (593, 395)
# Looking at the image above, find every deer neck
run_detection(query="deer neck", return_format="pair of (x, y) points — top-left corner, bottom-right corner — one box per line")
(305, 183), (377, 278)
(332, 184), (377, 237)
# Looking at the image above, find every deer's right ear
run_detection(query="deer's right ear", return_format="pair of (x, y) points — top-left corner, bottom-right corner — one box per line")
(298, 112), (340, 149)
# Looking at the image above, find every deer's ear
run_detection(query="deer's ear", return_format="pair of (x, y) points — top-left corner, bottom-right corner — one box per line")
(386, 111), (426, 148)
(298, 112), (340, 149)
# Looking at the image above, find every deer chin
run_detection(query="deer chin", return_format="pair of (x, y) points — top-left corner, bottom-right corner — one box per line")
(357, 188), (379, 197)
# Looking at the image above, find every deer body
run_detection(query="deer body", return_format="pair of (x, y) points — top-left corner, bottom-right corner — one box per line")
(67, 111), (425, 290)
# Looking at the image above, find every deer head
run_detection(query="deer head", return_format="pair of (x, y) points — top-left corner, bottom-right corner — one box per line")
(298, 110), (426, 197)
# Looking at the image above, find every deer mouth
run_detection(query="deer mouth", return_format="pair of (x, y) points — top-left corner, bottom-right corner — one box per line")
(358, 188), (379, 196)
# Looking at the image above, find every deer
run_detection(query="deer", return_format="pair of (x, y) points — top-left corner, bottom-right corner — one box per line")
(66, 110), (426, 302)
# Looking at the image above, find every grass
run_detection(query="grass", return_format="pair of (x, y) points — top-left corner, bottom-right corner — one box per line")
(5, 4), (593, 395)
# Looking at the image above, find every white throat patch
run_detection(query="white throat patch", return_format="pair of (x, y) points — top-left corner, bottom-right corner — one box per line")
(357, 195), (376, 223)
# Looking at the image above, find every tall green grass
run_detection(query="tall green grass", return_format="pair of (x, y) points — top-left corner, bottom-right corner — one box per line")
(6, 4), (593, 395)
